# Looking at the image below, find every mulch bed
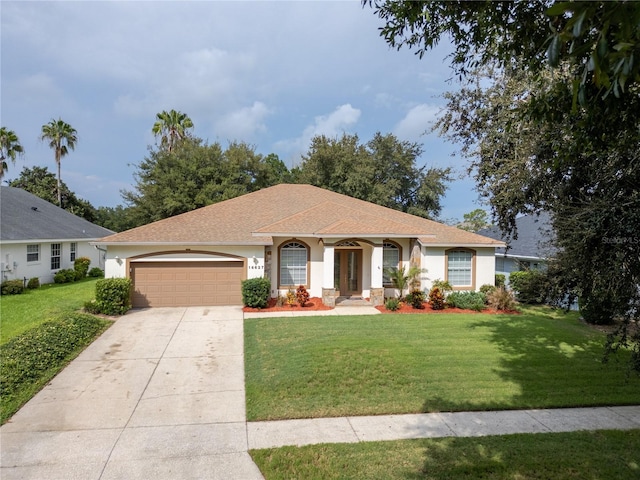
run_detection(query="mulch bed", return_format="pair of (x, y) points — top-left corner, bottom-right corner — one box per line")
(376, 302), (519, 314)
(243, 297), (333, 313)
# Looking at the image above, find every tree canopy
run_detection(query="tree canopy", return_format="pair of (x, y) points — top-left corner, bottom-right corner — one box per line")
(152, 109), (194, 153)
(40, 118), (77, 206)
(121, 138), (289, 226)
(0, 127), (24, 180)
(292, 132), (451, 220)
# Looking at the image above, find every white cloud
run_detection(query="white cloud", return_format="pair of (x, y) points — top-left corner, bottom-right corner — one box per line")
(393, 104), (441, 142)
(214, 101), (271, 140)
(276, 104), (362, 162)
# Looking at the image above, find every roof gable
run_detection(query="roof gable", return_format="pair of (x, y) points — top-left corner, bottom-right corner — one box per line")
(97, 184), (503, 247)
(1, 186), (114, 242)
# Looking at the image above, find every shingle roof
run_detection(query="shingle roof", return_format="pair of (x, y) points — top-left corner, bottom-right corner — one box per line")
(477, 212), (556, 259)
(97, 184), (504, 247)
(0, 186), (114, 242)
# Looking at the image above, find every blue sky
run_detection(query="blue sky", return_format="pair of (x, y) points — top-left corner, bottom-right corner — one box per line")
(1, 1), (486, 222)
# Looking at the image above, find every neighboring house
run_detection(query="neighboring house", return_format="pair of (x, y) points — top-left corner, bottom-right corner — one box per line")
(95, 184), (504, 308)
(0, 186), (113, 285)
(477, 212), (556, 285)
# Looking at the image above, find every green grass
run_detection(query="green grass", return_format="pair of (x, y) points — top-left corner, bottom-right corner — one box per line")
(244, 307), (640, 421)
(0, 278), (110, 423)
(0, 278), (99, 343)
(250, 429), (640, 479)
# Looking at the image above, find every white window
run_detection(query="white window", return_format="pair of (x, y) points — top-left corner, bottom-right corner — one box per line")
(279, 241), (308, 286)
(383, 242), (400, 286)
(70, 242), (77, 262)
(447, 249), (473, 287)
(51, 243), (61, 270)
(27, 244), (40, 263)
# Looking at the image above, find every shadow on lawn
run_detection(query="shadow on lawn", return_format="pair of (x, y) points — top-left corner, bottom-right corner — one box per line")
(422, 308), (638, 414)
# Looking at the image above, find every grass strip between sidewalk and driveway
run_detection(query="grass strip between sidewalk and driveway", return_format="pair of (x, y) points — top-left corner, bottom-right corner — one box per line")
(250, 429), (640, 480)
(244, 307), (640, 421)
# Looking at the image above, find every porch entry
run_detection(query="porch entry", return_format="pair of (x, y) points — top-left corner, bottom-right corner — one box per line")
(334, 249), (362, 296)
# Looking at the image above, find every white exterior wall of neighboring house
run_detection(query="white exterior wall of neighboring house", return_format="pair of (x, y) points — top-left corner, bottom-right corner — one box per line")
(104, 244), (265, 280)
(1, 240), (105, 285)
(495, 255), (546, 286)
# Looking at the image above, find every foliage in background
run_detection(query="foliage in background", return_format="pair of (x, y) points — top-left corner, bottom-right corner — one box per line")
(242, 277), (271, 309)
(292, 132), (451, 219)
(0, 313), (110, 423)
(88, 267), (104, 278)
(121, 138), (290, 227)
(54, 269), (77, 284)
(40, 118), (78, 207)
(151, 109), (194, 153)
(0, 126), (24, 180)
(509, 270), (550, 306)
(457, 208), (491, 232)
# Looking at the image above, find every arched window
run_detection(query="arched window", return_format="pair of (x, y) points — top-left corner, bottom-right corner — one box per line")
(383, 241), (401, 286)
(279, 241), (308, 286)
(445, 248), (475, 289)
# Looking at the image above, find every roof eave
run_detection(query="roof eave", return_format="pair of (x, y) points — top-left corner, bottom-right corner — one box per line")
(92, 240), (273, 247)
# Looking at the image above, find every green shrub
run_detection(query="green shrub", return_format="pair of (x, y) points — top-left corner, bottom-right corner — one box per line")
(509, 270), (549, 304)
(95, 278), (132, 315)
(74, 256), (91, 280)
(479, 284), (496, 298)
(88, 267), (104, 278)
(0, 313), (110, 420)
(385, 297), (401, 311)
(579, 294), (615, 325)
(487, 287), (517, 311)
(495, 274), (506, 288)
(83, 299), (102, 315)
(296, 285), (310, 307)
(1, 280), (24, 295)
(432, 279), (453, 293)
(429, 286), (445, 310)
(27, 277), (40, 289)
(446, 291), (487, 311)
(54, 269), (76, 284)
(406, 289), (426, 309)
(242, 277), (271, 308)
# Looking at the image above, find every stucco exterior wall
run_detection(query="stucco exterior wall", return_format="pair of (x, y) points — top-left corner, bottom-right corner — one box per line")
(104, 244), (265, 280)
(1, 240), (105, 285)
(421, 246), (497, 292)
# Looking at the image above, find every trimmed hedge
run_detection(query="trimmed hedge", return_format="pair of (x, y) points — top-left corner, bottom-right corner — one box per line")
(1, 279), (24, 295)
(242, 277), (271, 308)
(54, 268), (77, 284)
(88, 267), (104, 278)
(94, 278), (132, 315)
(0, 313), (111, 423)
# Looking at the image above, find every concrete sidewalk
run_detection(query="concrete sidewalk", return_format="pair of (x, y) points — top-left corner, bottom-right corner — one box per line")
(1, 306), (264, 480)
(247, 405), (640, 449)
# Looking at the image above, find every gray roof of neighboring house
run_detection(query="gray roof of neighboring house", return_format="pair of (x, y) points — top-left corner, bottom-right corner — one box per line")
(0, 186), (113, 242)
(477, 212), (556, 260)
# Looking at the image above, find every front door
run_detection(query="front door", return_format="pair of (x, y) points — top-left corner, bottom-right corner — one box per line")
(334, 249), (362, 296)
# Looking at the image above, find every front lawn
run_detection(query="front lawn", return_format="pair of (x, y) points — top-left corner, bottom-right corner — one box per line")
(244, 307), (639, 421)
(0, 278), (99, 343)
(250, 429), (640, 479)
(0, 278), (110, 423)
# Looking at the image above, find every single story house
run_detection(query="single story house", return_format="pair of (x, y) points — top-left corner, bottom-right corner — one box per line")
(0, 186), (114, 284)
(477, 212), (555, 284)
(95, 184), (505, 308)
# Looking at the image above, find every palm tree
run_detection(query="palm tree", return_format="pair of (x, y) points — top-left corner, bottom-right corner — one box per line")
(152, 109), (194, 153)
(0, 127), (25, 180)
(40, 118), (78, 206)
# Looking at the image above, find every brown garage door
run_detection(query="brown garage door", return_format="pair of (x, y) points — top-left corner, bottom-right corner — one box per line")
(131, 261), (244, 307)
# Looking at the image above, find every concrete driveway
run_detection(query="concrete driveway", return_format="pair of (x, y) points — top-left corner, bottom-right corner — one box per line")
(1, 307), (264, 480)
